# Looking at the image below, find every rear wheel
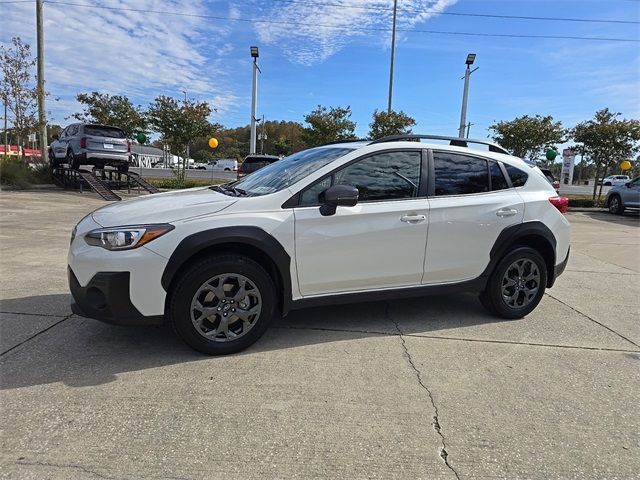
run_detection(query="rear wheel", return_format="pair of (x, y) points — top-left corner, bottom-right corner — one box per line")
(480, 247), (547, 319)
(608, 195), (624, 215)
(169, 254), (277, 355)
(117, 163), (129, 173)
(67, 151), (80, 170)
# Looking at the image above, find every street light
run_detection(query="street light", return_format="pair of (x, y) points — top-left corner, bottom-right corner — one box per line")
(249, 46), (261, 155)
(458, 53), (478, 138)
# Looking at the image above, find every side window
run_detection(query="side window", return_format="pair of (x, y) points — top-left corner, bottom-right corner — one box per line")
(504, 164), (529, 187)
(433, 152), (489, 196)
(60, 127), (68, 139)
(489, 161), (509, 191)
(300, 176), (332, 207)
(333, 151), (422, 202)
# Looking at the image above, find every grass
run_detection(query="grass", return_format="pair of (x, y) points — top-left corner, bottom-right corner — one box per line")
(565, 194), (604, 208)
(145, 177), (226, 189)
(0, 157), (52, 188)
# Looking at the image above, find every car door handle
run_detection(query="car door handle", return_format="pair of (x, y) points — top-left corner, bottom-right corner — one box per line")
(400, 214), (426, 223)
(496, 208), (518, 217)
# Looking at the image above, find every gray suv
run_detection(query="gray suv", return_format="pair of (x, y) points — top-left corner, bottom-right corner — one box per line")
(605, 176), (640, 214)
(49, 123), (131, 172)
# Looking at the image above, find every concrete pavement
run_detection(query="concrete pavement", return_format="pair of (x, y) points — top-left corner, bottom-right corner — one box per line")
(1, 191), (638, 479)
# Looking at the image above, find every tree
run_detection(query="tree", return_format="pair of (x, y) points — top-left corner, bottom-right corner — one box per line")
(73, 92), (147, 138)
(570, 108), (640, 200)
(0, 37), (38, 152)
(302, 105), (357, 147)
(368, 109), (416, 139)
(147, 95), (214, 180)
(489, 115), (566, 166)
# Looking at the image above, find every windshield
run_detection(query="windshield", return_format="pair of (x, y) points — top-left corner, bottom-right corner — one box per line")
(232, 146), (354, 196)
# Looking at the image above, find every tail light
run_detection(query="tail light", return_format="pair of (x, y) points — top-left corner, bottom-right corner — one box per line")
(127, 141), (131, 153)
(80, 137), (87, 148)
(238, 164), (245, 173)
(549, 196), (569, 214)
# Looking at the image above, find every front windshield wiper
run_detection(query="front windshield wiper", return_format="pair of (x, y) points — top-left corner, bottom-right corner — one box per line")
(210, 184), (250, 197)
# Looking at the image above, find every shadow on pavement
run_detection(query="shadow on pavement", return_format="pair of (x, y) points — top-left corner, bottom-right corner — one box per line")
(579, 211), (640, 226)
(0, 292), (507, 391)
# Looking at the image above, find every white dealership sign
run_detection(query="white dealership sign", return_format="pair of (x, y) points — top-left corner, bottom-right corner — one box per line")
(560, 149), (575, 185)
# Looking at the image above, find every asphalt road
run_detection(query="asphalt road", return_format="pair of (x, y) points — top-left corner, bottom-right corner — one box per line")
(131, 167), (238, 182)
(1, 191), (639, 479)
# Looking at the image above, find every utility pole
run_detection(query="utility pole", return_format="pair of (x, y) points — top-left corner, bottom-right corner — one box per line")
(3, 99), (7, 156)
(458, 54), (478, 138)
(250, 47), (260, 155)
(36, 0), (47, 161)
(182, 90), (189, 169)
(465, 122), (473, 138)
(387, 0), (398, 113)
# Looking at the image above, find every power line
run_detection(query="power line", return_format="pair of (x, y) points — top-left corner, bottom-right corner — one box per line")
(272, 0), (640, 25)
(43, 1), (640, 43)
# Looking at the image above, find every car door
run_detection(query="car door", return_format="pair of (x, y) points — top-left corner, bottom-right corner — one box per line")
(423, 151), (525, 284)
(621, 177), (640, 207)
(52, 127), (68, 158)
(293, 149), (429, 296)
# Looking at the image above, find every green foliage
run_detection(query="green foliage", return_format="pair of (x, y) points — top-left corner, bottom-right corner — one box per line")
(0, 157), (51, 188)
(368, 109), (416, 139)
(73, 92), (147, 138)
(570, 108), (640, 200)
(0, 37), (38, 148)
(146, 177), (224, 189)
(489, 115), (566, 166)
(302, 105), (357, 147)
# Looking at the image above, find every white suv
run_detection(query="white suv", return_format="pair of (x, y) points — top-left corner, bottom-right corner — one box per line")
(68, 135), (571, 355)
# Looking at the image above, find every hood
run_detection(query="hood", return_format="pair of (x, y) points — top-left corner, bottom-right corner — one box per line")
(91, 187), (237, 226)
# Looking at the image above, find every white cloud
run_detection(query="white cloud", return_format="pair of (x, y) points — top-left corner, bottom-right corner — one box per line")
(1, 0), (238, 124)
(254, 0), (458, 65)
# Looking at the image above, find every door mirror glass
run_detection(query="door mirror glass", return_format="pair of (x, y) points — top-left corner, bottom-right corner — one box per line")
(319, 184), (359, 216)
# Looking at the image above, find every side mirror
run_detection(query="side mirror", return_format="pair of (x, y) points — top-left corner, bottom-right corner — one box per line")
(626, 182), (632, 188)
(319, 184), (359, 216)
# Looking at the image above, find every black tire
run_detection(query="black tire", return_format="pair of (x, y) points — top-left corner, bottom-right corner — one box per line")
(480, 246), (547, 319)
(604, 181), (612, 186)
(608, 194), (624, 215)
(49, 151), (60, 169)
(117, 163), (129, 173)
(224, 168), (230, 171)
(67, 151), (80, 170)
(169, 254), (277, 355)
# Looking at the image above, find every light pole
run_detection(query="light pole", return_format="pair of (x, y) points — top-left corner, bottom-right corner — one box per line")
(458, 53), (478, 138)
(36, 0), (47, 160)
(250, 46), (260, 155)
(387, 0), (398, 113)
(182, 90), (189, 168)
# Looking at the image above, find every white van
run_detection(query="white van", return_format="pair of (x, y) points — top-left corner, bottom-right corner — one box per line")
(205, 159), (238, 172)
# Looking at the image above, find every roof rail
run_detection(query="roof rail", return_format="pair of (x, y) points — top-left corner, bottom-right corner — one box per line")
(321, 138), (369, 146)
(368, 134), (510, 155)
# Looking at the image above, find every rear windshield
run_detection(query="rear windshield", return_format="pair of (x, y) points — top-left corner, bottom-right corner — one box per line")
(84, 126), (126, 138)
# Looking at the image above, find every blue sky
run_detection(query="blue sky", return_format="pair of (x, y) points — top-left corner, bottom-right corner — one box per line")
(2, 0), (639, 139)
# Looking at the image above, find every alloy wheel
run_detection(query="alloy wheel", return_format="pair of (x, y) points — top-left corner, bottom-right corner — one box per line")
(190, 273), (262, 342)
(501, 259), (541, 309)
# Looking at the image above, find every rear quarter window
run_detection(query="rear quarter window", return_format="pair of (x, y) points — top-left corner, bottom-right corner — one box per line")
(504, 164), (529, 187)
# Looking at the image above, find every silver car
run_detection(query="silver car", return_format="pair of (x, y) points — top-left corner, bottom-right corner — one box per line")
(604, 176), (640, 214)
(49, 123), (131, 172)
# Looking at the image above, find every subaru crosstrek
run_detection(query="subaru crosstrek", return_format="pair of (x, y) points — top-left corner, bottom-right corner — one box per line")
(68, 135), (571, 355)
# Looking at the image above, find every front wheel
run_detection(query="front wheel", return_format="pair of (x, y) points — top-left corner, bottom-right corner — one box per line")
(608, 195), (624, 215)
(480, 247), (547, 319)
(169, 254), (277, 355)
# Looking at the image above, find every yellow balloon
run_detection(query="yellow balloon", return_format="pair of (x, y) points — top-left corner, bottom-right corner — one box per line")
(208, 137), (219, 149)
(620, 160), (632, 171)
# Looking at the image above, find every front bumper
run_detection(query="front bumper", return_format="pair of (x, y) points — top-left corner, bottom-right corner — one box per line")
(69, 267), (164, 326)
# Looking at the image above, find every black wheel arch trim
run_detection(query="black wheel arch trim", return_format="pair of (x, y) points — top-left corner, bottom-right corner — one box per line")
(161, 226), (293, 314)
(485, 221), (558, 288)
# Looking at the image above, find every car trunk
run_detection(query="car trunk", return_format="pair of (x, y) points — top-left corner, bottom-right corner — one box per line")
(84, 126), (128, 153)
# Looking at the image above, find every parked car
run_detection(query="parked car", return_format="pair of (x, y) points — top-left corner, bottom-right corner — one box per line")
(540, 168), (560, 193)
(604, 176), (640, 214)
(203, 159), (238, 172)
(238, 154), (279, 177)
(68, 135), (571, 355)
(49, 123), (131, 172)
(601, 175), (630, 186)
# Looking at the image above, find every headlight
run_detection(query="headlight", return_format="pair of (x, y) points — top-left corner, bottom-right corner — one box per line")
(84, 224), (174, 251)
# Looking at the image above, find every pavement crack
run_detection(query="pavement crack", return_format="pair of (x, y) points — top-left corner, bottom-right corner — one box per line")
(15, 460), (113, 479)
(545, 293), (640, 349)
(386, 303), (461, 480)
(273, 325), (639, 353)
(0, 314), (73, 357)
